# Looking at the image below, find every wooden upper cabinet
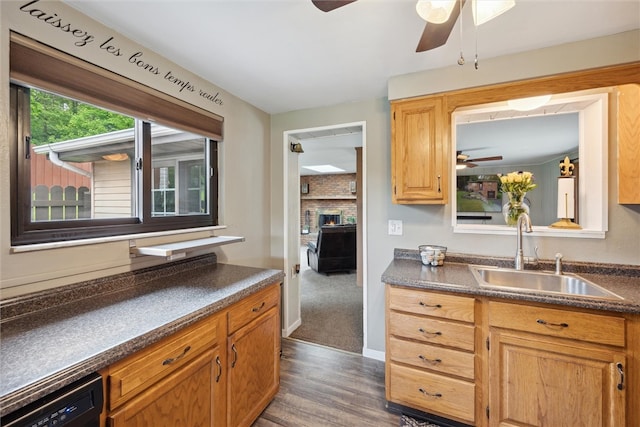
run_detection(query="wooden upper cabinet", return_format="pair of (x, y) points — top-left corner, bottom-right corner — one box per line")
(617, 83), (640, 204)
(391, 96), (448, 204)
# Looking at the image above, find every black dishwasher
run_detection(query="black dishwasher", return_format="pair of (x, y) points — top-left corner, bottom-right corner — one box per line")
(1, 373), (103, 427)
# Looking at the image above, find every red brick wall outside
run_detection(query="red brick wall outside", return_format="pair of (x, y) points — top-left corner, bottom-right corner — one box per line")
(300, 173), (357, 246)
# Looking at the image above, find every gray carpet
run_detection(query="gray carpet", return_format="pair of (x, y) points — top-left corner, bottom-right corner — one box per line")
(289, 267), (363, 353)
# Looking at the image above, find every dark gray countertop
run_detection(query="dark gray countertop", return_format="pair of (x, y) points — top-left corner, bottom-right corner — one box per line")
(0, 255), (285, 417)
(383, 250), (640, 314)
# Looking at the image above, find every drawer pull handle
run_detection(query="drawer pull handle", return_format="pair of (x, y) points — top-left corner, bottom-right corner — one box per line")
(536, 319), (569, 328)
(162, 345), (191, 365)
(617, 363), (624, 391)
(418, 355), (442, 364)
(418, 388), (442, 398)
(215, 356), (222, 383)
(419, 301), (442, 309)
(418, 328), (442, 336)
(231, 344), (238, 368)
(252, 302), (266, 312)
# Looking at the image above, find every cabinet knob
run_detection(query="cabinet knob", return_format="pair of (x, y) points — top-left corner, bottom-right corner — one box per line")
(162, 346), (191, 366)
(418, 328), (442, 336)
(252, 302), (266, 312)
(215, 356), (222, 383)
(418, 388), (442, 398)
(536, 319), (569, 328)
(617, 363), (625, 391)
(231, 344), (238, 368)
(418, 354), (442, 364)
(419, 301), (442, 309)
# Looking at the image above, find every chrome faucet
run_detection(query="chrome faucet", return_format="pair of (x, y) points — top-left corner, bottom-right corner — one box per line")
(515, 212), (532, 270)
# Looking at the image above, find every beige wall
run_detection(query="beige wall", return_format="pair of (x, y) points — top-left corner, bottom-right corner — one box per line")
(271, 31), (640, 354)
(0, 1), (273, 297)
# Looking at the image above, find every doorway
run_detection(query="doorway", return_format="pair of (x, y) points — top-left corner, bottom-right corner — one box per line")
(282, 122), (366, 354)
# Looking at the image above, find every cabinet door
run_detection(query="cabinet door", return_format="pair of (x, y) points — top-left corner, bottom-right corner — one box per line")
(107, 348), (225, 427)
(489, 330), (626, 427)
(391, 96), (447, 204)
(617, 83), (640, 204)
(227, 306), (280, 427)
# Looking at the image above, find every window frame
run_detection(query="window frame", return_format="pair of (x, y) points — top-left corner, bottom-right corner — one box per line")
(9, 33), (221, 246)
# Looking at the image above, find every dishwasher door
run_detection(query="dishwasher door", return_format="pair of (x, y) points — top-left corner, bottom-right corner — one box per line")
(1, 372), (103, 427)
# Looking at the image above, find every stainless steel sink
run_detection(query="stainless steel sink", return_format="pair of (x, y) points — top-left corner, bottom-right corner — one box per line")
(468, 265), (623, 300)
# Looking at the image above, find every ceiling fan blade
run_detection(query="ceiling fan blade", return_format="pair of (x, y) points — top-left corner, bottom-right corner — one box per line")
(312, 0), (357, 12)
(416, 0), (466, 52)
(466, 155), (503, 162)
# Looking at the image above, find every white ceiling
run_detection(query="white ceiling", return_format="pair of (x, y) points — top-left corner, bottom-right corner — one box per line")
(63, 0), (639, 175)
(65, 0), (640, 115)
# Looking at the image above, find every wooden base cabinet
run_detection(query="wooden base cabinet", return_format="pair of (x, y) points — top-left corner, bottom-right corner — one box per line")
(226, 285), (281, 427)
(107, 349), (223, 427)
(487, 301), (626, 427)
(103, 283), (281, 427)
(385, 285), (638, 427)
(385, 286), (477, 425)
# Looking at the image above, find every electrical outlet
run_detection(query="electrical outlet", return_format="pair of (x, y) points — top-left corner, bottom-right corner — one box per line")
(388, 220), (403, 236)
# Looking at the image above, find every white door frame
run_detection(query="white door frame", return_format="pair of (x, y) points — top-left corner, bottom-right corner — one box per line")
(281, 121), (368, 353)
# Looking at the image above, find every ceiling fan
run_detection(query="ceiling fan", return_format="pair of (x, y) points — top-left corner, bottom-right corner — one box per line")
(456, 151), (503, 168)
(311, 0), (514, 52)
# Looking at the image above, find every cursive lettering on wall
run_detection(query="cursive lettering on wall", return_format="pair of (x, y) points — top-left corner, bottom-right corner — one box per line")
(15, 0), (224, 108)
(20, 0), (95, 47)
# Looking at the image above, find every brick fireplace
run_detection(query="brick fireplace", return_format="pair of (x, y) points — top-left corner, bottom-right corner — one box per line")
(300, 173), (357, 246)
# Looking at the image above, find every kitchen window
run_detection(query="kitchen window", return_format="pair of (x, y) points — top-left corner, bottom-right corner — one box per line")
(9, 33), (222, 245)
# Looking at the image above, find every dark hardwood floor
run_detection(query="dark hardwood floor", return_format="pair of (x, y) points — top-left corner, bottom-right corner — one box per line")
(253, 338), (400, 427)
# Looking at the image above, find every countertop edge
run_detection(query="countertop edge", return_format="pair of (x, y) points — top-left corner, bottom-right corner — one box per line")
(0, 258), (285, 418)
(383, 252), (640, 315)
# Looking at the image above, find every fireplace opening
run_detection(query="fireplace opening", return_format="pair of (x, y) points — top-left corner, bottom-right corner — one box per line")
(316, 209), (343, 229)
(319, 214), (341, 226)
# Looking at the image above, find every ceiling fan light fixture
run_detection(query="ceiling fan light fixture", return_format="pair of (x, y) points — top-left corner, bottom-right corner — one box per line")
(507, 94), (552, 111)
(472, 0), (515, 26)
(416, 0), (456, 24)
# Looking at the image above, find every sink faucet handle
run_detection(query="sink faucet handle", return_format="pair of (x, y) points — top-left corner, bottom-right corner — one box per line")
(532, 246), (540, 265)
(555, 253), (563, 275)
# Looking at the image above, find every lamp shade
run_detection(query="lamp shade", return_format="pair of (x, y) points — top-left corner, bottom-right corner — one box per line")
(557, 177), (575, 219)
(472, 0), (516, 26)
(416, 0), (456, 24)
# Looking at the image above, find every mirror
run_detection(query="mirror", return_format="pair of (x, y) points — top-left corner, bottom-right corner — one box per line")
(451, 89), (609, 238)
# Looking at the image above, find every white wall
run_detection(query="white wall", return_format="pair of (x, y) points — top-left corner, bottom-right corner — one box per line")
(271, 31), (640, 355)
(0, 1), (273, 297)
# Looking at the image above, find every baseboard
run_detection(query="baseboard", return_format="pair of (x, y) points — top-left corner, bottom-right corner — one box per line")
(282, 318), (301, 337)
(362, 347), (385, 362)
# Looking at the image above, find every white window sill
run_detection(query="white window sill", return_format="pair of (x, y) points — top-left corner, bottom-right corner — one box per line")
(129, 235), (245, 261)
(9, 226), (235, 253)
(453, 224), (605, 239)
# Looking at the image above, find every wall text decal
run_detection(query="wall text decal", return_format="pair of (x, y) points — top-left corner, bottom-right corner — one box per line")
(17, 0), (224, 108)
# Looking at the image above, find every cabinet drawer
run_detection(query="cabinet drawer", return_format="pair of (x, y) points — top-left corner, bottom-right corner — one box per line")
(388, 311), (475, 351)
(388, 336), (474, 380)
(108, 314), (221, 409)
(228, 283), (280, 334)
(388, 363), (475, 424)
(388, 286), (475, 322)
(489, 301), (625, 347)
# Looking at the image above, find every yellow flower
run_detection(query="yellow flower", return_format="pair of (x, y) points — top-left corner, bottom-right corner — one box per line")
(498, 171), (537, 194)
